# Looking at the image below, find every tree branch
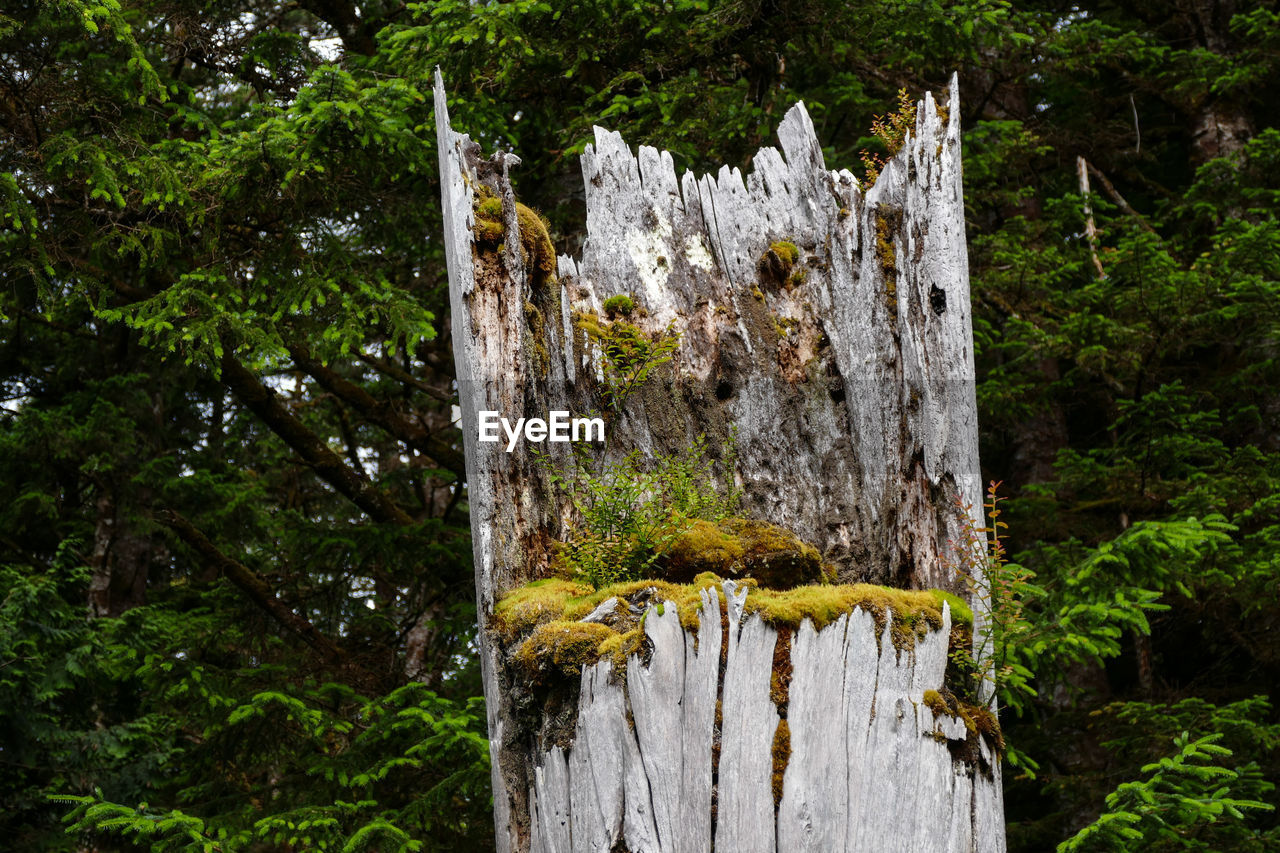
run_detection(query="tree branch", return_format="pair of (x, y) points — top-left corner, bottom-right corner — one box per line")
(1077, 156), (1107, 280)
(289, 344), (466, 479)
(355, 351), (453, 403)
(1083, 160), (1158, 235)
(158, 509), (348, 664)
(218, 351), (415, 525)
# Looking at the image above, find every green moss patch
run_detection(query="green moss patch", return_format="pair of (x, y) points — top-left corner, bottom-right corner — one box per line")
(603, 293), (635, 318)
(929, 589), (973, 626)
(759, 240), (800, 286)
(494, 572), (974, 690)
(571, 309), (606, 342)
(771, 719), (791, 805)
(920, 685), (1005, 774)
(922, 688), (950, 717)
(659, 518), (824, 589)
(770, 240), (799, 267)
(494, 574), (724, 645)
(516, 203), (557, 286)
(471, 185), (558, 287)
(514, 621), (617, 681)
(494, 573), (725, 685)
(473, 193), (505, 243)
(770, 627), (793, 709)
(874, 205), (902, 320)
(742, 581), (956, 650)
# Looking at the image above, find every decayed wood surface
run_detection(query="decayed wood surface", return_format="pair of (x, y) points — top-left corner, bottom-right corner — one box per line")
(528, 589), (1002, 853)
(434, 69), (1003, 852)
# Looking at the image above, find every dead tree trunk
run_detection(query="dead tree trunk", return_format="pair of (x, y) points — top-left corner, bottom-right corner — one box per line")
(435, 70), (1005, 853)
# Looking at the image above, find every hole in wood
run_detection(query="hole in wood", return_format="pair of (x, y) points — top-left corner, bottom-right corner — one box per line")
(930, 283), (947, 315)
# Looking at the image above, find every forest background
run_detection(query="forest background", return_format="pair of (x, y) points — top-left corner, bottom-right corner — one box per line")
(1, 0), (1278, 850)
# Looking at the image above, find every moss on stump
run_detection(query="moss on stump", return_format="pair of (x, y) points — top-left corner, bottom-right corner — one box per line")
(472, 185), (558, 287)
(758, 239), (800, 287)
(659, 518), (826, 589)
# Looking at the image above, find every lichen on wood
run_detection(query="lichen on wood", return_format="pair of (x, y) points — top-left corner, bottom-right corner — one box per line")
(435, 67), (1004, 852)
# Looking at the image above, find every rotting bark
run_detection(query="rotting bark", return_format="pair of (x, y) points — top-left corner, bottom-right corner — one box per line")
(435, 69), (1004, 852)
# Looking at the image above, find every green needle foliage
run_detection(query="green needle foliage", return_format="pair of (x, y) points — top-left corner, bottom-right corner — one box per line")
(546, 435), (739, 588)
(3, 0), (1279, 849)
(1058, 696), (1280, 853)
(53, 683), (490, 852)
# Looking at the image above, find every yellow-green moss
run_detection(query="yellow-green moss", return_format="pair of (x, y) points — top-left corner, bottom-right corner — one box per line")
(665, 518), (745, 571)
(494, 573), (728, 688)
(922, 688), (949, 717)
(758, 241), (801, 286)
(603, 294), (635, 318)
(473, 194), (505, 243)
(921, 686), (1005, 758)
(571, 309), (606, 341)
(597, 628), (647, 675)
(929, 590), (973, 626)
(772, 316), (801, 341)
(497, 578), (965, 694)
(772, 719), (791, 805)
(770, 241), (799, 267)
(493, 577), (595, 644)
(874, 206), (902, 320)
(524, 299), (550, 373)
(660, 518), (824, 589)
(514, 620), (617, 680)
(751, 284), (765, 301)
(742, 582), (948, 650)
(495, 573), (967, 688)
(471, 185), (557, 287)
(494, 573), (725, 646)
(516, 203), (557, 286)
(968, 702), (1004, 752)
(770, 628), (793, 708)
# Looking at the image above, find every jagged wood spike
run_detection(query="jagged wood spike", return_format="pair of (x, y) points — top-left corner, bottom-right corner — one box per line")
(434, 68), (1004, 853)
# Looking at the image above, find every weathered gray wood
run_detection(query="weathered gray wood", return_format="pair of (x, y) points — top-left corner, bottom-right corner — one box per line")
(714, 582), (778, 853)
(519, 593), (1001, 852)
(627, 589), (720, 853)
(434, 67), (1003, 852)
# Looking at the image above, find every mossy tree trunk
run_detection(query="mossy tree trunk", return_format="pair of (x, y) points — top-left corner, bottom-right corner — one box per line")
(434, 69), (1004, 852)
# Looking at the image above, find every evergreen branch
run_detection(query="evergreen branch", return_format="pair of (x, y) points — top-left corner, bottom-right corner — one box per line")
(157, 509), (349, 666)
(288, 344), (466, 479)
(218, 352), (416, 526)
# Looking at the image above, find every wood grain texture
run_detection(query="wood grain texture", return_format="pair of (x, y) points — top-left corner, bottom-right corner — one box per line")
(434, 68), (1003, 851)
(520, 591), (1002, 852)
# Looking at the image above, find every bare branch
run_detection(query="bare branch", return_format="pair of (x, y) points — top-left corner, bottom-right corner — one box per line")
(289, 344), (466, 479)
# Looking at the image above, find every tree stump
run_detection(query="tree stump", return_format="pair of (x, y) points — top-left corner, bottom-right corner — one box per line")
(434, 69), (1005, 853)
